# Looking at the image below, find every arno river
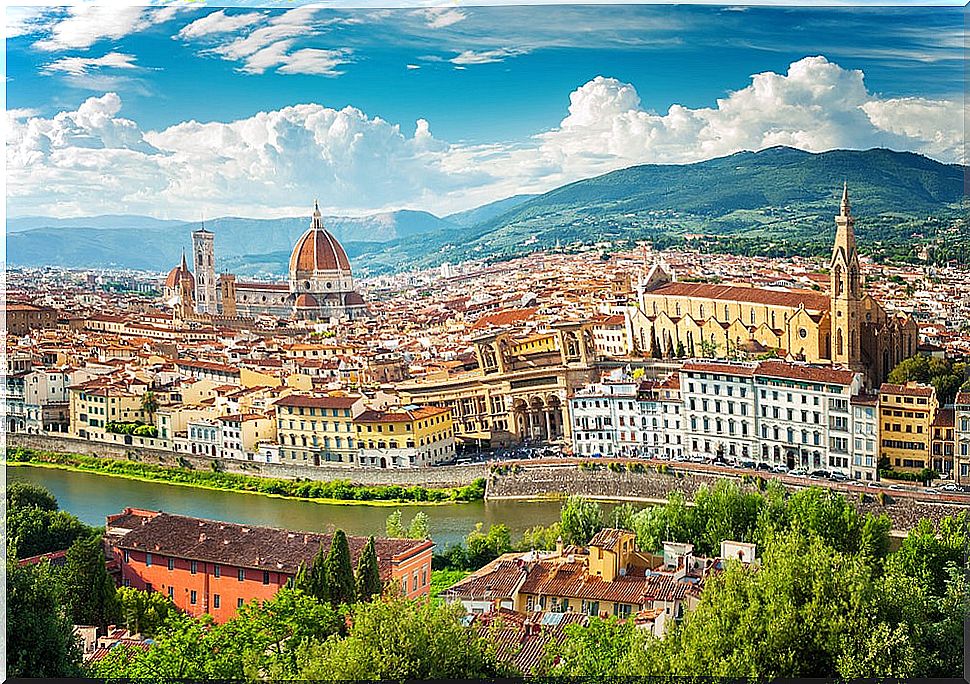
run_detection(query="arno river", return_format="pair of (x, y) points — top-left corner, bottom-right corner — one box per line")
(7, 466), (567, 549)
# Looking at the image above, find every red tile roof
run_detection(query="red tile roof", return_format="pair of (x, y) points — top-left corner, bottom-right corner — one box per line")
(274, 394), (361, 409)
(648, 282), (830, 311)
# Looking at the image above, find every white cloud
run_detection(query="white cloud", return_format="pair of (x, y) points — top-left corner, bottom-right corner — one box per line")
(6, 6), (50, 38)
(32, 5), (187, 52)
(450, 48), (527, 65)
(418, 8), (466, 29)
(176, 10), (264, 40)
(42, 52), (140, 77)
(6, 57), (963, 220)
(277, 48), (352, 76)
(182, 7), (352, 76)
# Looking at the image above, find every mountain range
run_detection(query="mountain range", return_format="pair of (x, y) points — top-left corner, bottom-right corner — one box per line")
(6, 147), (966, 276)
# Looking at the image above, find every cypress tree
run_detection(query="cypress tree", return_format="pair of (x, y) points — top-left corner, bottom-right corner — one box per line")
(296, 541), (329, 600)
(61, 534), (120, 633)
(355, 536), (383, 603)
(323, 530), (355, 607)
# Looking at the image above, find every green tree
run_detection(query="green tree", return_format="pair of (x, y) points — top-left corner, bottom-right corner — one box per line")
(407, 511), (430, 539)
(6, 560), (83, 678)
(559, 496), (604, 546)
(542, 615), (648, 676)
(322, 530), (355, 607)
(7, 480), (58, 511)
(295, 597), (512, 680)
(61, 533), (120, 632)
(116, 586), (177, 637)
(385, 510), (405, 537)
(141, 390), (159, 421)
(354, 536), (383, 603)
(464, 523), (512, 568)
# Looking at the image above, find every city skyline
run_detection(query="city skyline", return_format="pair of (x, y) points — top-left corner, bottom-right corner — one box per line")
(6, 3), (964, 220)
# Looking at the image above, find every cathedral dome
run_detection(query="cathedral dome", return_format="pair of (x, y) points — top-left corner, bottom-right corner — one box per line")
(165, 252), (194, 291)
(289, 202), (352, 276)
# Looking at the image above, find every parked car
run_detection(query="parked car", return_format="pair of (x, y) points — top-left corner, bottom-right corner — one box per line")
(740, 460), (757, 470)
(888, 484), (905, 491)
(939, 483), (961, 492)
(788, 468), (808, 477)
(757, 462), (772, 472)
(830, 472), (847, 481)
(808, 469), (830, 479)
(771, 464), (788, 474)
(867, 482), (883, 489)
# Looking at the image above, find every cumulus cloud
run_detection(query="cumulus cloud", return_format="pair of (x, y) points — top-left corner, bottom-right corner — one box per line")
(42, 52), (140, 76)
(450, 48), (527, 65)
(5, 56), (963, 219)
(33, 5), (187, 51)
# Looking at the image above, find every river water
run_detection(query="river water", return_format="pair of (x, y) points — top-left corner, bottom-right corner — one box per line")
(7, 466), (567, 549)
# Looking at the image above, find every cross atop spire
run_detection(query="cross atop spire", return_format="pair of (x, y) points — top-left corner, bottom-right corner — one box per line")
(180, 248), (188, 270)
(839, 181), (850, 217)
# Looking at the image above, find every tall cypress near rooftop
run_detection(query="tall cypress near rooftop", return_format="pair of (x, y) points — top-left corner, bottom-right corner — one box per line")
(355, 536), (383, 603)
(323, 529), (355, 607)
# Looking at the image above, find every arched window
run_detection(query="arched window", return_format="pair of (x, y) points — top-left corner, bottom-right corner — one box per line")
(836, 329), (844, 357)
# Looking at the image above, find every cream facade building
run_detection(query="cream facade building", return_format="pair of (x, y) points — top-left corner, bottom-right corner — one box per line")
(629, 186), (918, 389)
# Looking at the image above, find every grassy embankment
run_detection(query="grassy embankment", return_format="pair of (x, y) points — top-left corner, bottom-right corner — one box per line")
(5, 447), (486, 506)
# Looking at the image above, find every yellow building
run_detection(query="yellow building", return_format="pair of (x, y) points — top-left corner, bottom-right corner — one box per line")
(878, 382), (938, 473)
(274, 394), (365, 466)
(631, 186), (917, 388)
(354, 405), (455, 468)
(69, 377), (150, 439)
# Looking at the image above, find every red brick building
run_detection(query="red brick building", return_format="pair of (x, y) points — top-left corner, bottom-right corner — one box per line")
(106, 508), (433, 623)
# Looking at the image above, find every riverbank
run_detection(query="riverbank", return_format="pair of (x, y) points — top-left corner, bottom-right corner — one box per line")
(6, 447), (486, 507)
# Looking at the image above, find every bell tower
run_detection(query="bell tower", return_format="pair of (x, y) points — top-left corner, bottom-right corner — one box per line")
(192, 219), (217, 314)
(830, 183), (864, 373)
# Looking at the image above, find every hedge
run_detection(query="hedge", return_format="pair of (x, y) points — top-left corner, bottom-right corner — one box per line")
(6, 447), (486, 504)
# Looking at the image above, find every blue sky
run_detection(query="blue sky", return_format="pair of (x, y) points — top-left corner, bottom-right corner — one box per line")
(5, 3), (965, 219)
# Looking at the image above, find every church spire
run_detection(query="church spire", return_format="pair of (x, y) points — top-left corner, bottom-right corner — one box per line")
(311, 199), (324, 230)
(839, 181), (850, 218)
(180, 248), (188, 271)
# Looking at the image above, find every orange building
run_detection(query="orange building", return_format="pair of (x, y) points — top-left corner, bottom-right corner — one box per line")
(106, 508), (433, 622)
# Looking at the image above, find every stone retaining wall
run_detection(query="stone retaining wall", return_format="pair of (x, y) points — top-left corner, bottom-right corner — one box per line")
(6, 433), (487, 488)
(487, 462), (970, 532)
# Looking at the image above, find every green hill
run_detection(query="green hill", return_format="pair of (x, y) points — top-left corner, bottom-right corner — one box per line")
(437, 146), (966, 267)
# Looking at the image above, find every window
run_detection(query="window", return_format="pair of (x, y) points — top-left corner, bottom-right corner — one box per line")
(191, 561), (198, 575)
(214, 565), (221, 578)
(146, 553), (152, 567)
(190, 590), (197, 605)
(168, 557), (174, 571)
(238, 598), (244, 609)
(238, 568), (245, 582)
(213, 594), (221, 609)
(263, 571), (270, 585)
(168, 586), (174, 599)
(123, 550), (130, 563)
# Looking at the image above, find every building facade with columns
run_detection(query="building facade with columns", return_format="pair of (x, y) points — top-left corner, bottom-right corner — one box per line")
(396, 322), (599, 448)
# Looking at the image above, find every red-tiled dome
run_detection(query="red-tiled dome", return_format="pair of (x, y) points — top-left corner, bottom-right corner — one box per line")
(294, 293), (318, 308)
(165, 253), (194, 290)
(289, 203), (351, 275)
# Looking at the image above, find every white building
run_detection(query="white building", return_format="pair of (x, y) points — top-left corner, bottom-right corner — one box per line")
(851, 394), (879, 481)
(680, 361), (758, 462)
(570, 373), (643, 457)
(955, 392), (970, 485)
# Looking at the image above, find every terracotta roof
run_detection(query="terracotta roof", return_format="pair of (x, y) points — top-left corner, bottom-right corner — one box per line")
(164, 263), (194, 291)
(289, 211), (352, 274)
(649, 282), (830, 311)
(879, 383), (935, 398)
(955, 392), (970, 407)
(470, 307), (537, 331)
(754, 360), (858, 386)
(109, 510), (431, 576)
(294, 293), (318, 308)
(932, 408), (954, 428)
